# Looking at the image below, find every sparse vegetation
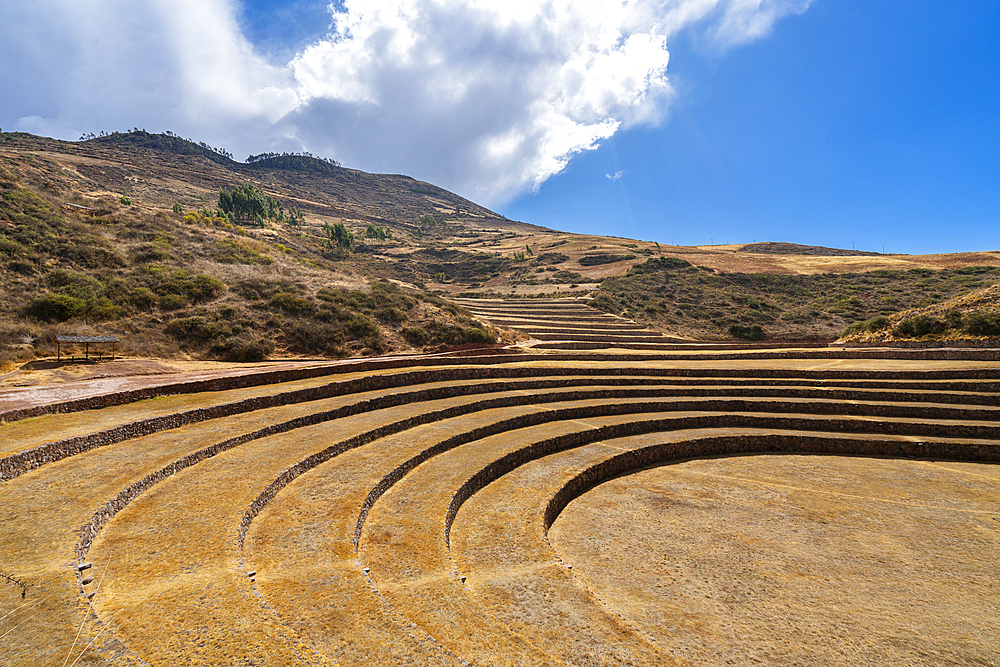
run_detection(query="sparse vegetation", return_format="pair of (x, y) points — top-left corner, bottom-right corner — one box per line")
(322, 221), (354, 257)
(595, 257), (1000, 340)
(579, 253), (636, 266)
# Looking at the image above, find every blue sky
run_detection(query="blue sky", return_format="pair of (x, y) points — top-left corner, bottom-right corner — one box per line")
(3, 1), (997, 255)
(502, 2), (1000, 254)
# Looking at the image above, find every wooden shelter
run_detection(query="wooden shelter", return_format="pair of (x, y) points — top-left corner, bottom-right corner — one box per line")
(55, 335), (119, 361)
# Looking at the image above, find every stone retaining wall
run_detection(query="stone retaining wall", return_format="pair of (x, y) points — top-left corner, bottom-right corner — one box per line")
(542, 433), (1000, 531)
(6, 348), (1000, 425)
(8, 365), (1000, 482)
(65, 375), (999, 569)
(445, 424), (1000, 544)
(834, 340), (1000, 349)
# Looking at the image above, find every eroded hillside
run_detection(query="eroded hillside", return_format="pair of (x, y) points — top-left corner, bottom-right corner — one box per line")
(2, 130), (999, 368)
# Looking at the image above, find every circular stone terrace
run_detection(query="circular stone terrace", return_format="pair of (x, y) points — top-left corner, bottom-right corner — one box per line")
(1, 298), (998, 667)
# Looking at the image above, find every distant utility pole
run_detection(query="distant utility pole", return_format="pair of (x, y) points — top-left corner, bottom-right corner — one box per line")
(882, 244), (885, 254)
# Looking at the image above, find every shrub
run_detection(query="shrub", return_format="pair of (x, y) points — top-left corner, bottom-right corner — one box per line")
(86, 298), (121, 321)
(213, 238), (273, 265)
(134, 241), (173, 263)
(119, 195), (132, 206)
(158, 294), (186, 310)
(728, 324), (766, 340)
(129, 287), (157, 310)
(401, 327), (429, 346)
(152, 271), (225, 304)
(533, 252), (569, 265)
(375, 306), (406, 324)
(552, 270), (583, 282)
(269, 292), (313, 315)
(963, 312), (1000, 337)
(285, 321), (345, 356)
(628, 256), (692, 273)
(0, 236), (23, 257)
(588, 295), (615, 312)
(29, 293), (88, 321)
(166, 316), (239, 341)
(47, 269), (101, 299)
(893, 315), (946, 338)
(235, 277), (299, 300)
(347, 313), (379, 339)
(465, 327), (494, 344)
(579, 253), (636, 266)
(211, 337), (272, 362)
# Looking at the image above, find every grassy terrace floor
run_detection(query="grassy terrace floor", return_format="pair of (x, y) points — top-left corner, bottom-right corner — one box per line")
(2, 318), (999, 666)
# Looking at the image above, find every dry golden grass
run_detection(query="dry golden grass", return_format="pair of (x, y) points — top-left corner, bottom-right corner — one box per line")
(550, 454), (1000, 666)
(246, 403), (575, 666)
(1, 363), (492, 664)
(451, 435), (693, 667)
(3, 348), (999, 666)
(91, 386), (639, 665)
(0, 364), (373, 456)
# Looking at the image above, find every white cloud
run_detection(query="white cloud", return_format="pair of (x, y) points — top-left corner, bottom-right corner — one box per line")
(711, 0), (812, 47)
(606, 170), (625, 181)
(0, 0), (811, 205)
(0, 0), (297, 151)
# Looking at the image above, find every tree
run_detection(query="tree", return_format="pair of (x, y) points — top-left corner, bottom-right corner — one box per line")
(323, 221), (354, 256)
(365, 224), (393, 243)
(285, 206), (305, 226)
(218, 183), (268, 227)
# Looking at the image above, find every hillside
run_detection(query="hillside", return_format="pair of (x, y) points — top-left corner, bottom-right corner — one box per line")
(592, 257), (1000, 341)
(837, 281), (1000, 345)
(2, 129), (999, 370)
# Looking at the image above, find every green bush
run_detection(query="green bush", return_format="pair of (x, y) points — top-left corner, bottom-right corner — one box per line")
(628, 257), (692, 273)
(285, 321), (345, 356)
(465, 327), (494, 344)
(728, 324), (766, 340)
(0, 236), (23, 256)
(347, 313), (379, 339)
(152, 271), (225, 304)
(86, 298), (121, 321)
(269, 292), (313, 315)
(133, 241), (173, 263)
(47, 269), (101, 300)
(234, 277), (299, 300)
(129, 287), (157, 310)
(166, 316), (239, 341)
(211, 337), (272, 362)
(551, 270), (583, 282)
(29, 293), (88, 321)
(401, 327), (429, 346)
(963, 312), (1000, 337)
(943, 309), (962, 328)
(158, 293), (186, 310)
(579, 253), (636, 267)
(893, 315), (946, 338)
(375, 306), (406, 324)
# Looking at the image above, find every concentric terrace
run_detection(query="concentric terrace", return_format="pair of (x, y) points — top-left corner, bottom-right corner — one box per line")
(2, 299), (998, 667)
